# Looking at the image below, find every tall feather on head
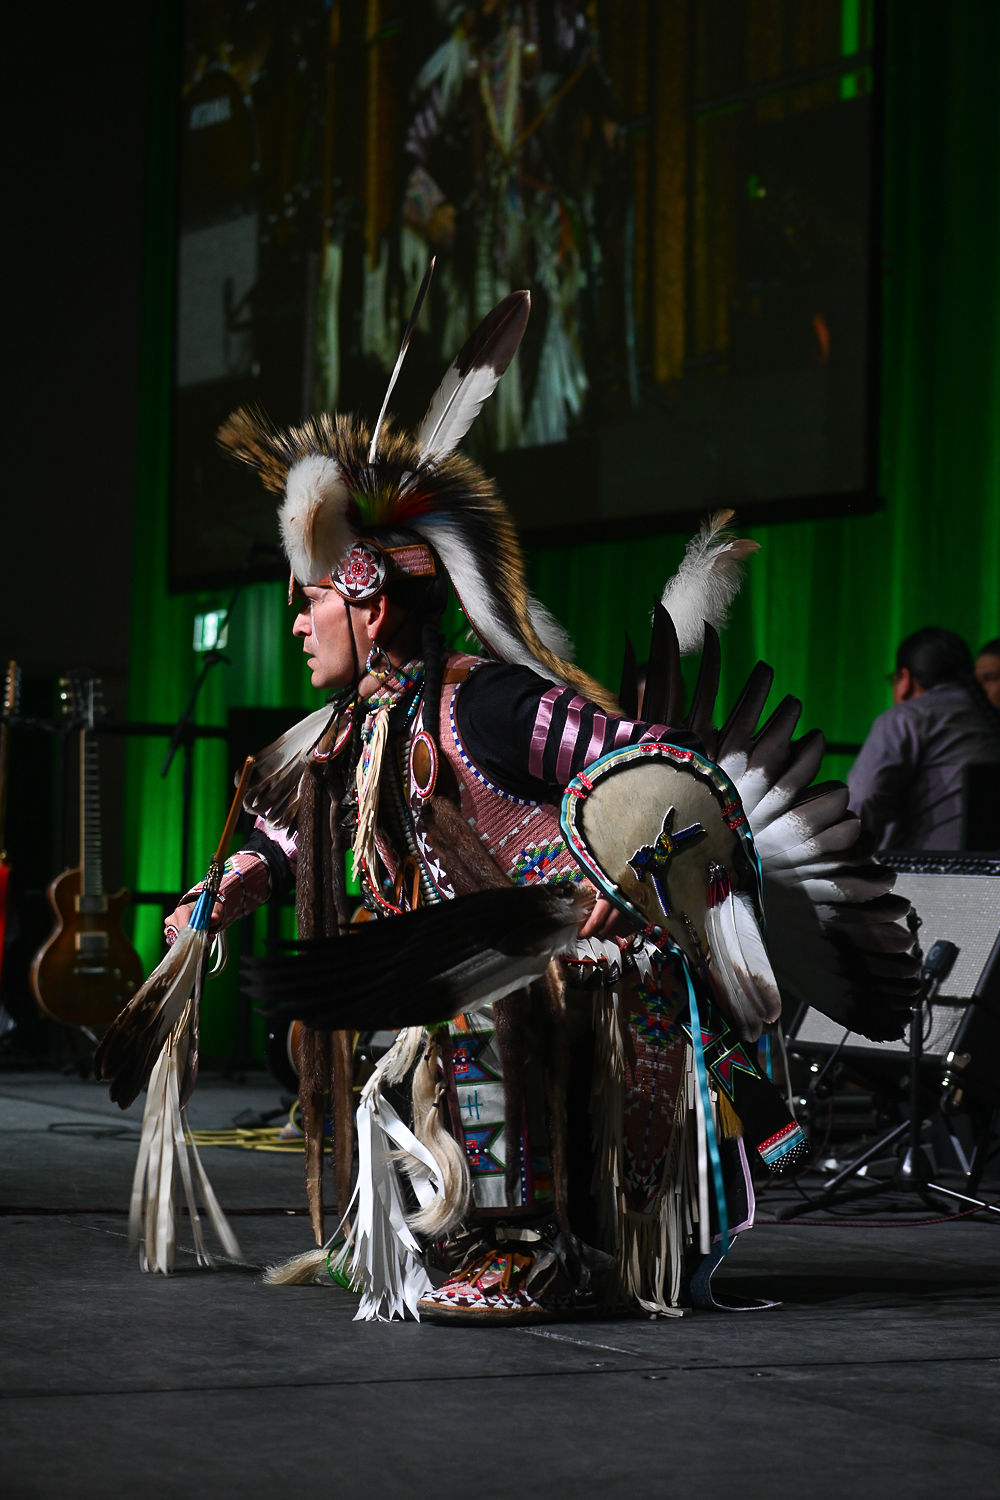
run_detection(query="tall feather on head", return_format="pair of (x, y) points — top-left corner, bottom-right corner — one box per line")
(217, 273), (618, 712)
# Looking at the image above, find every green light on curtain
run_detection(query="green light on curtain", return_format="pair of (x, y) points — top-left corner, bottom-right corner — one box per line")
(841, 0), (862, 98)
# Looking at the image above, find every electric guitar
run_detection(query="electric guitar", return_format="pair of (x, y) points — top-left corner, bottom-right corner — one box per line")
(30, 673), (144, 1030)
(0, 660), (19, 994)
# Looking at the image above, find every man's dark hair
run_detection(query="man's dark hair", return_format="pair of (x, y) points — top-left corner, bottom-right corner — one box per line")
(978, 636), (1000, 658)
(896, 627), (973, 688)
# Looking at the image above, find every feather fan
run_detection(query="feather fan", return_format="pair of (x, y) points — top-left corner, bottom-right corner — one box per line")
(633, 603), (920, 1041)
(240, 702), (341, 832)
(94, 917), (210, 1109)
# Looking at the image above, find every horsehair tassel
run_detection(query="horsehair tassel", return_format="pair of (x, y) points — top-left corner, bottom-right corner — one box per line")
(96, 755), (257, 1108)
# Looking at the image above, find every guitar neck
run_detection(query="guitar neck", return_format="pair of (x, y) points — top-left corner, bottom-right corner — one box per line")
(0, 714), (9, 861)
(0, 659), (19, 859)
(79, 728), (104, 900)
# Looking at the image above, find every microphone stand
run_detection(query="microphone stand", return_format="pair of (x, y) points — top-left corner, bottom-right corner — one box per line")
(779, 937), (1000, 1221)
(159, 541), (277, 880)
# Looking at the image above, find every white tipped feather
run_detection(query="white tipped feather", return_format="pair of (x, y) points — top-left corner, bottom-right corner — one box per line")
(416, 291), (530, 464)
(281, 454), (353, 583)
(705, 889), (781, 1042)
(752, 809), (856, 869)
(744, 736), (827, 827)
(417, 364), (508, 465)
(660, 509), (759, 654)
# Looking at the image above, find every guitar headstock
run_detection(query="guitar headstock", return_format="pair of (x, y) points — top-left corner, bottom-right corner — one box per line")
(3, 660), (20, 719)
(58, 671), (107, 732)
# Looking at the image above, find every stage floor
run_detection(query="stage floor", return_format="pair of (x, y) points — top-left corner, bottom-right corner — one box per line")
(2, 1068), (998, 1499)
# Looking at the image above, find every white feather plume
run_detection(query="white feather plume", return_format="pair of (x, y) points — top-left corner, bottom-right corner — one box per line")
(281, 454), (353, 583)
(660, 509), (759, 654)
(413, 517), (575, 685)
(705, 889), (781, 1042)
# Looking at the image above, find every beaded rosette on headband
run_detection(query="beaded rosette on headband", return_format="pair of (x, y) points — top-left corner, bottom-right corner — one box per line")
(217, 263), (618, 712)
(326, 537), (437, 604)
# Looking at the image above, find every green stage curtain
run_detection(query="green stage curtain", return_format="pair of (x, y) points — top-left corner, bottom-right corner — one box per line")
(126, 0), (999, 1061)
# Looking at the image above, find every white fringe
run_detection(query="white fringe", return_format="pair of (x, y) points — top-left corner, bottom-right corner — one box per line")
(130, 1017), (242, 1274)
(352, 705), (390, 884)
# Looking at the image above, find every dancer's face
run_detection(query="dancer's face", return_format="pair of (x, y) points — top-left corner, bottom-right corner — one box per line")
(292, 586), (369, 691)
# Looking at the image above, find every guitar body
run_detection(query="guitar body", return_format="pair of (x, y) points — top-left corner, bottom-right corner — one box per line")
(31, 868), (145, 1029)
(264, 1017), (305, 1095)
(0, 860), (9, 994)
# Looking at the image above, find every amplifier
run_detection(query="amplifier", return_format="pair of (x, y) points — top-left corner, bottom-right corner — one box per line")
(790, 852), (1000, 1107)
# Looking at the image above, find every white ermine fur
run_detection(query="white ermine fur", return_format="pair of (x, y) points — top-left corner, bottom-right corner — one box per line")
(527, 596), (576, 661)
(281, 454), (353, 583)
(414, 518), (573, 685)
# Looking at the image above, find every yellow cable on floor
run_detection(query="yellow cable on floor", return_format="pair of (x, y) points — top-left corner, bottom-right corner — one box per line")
(188, 1102), (326, 1152)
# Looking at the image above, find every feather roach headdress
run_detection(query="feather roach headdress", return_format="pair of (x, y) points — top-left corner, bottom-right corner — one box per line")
(218, 265), (617, 710)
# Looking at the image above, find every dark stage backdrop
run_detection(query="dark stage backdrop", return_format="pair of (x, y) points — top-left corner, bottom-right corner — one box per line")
(168, 0), (882, 590)
(125, 1), (999, 1062)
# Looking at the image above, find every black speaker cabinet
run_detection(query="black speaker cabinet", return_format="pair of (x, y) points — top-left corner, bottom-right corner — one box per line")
(790, 853), (1000, 1108)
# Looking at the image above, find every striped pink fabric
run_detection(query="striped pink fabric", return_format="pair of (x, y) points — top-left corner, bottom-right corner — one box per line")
(583, 712), (609, 766)
(555, 695), (588, 782)
(528, 686), (564, 780)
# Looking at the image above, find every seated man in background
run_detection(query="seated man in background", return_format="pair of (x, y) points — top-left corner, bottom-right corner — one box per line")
(848, 626), (1000, 851)
(975, 637), (1000, 711)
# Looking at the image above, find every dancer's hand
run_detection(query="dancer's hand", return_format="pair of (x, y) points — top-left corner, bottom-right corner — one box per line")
(578, 893), (636, 941)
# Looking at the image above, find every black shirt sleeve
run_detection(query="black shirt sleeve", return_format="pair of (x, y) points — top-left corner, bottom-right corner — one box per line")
(452, 661), (703, 803)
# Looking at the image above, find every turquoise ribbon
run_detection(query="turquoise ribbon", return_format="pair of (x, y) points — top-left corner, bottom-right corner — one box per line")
(188, 886), (216, 934)
(682, 961), (730, 1257)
